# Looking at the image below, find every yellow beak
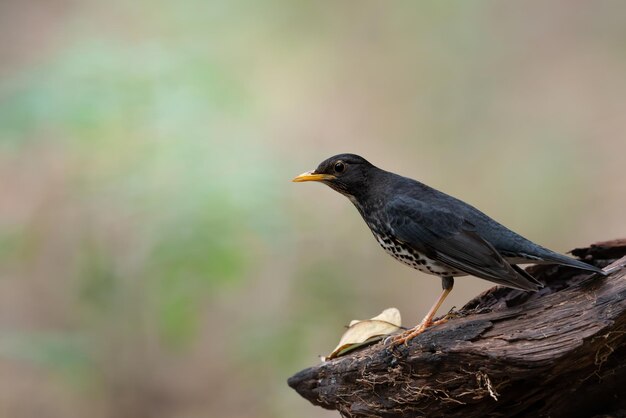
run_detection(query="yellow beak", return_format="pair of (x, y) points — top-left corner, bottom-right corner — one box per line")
(292, 171), (336, 182)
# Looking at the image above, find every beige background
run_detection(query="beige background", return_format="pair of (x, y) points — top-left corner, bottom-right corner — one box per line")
(0, 1), (625, 417)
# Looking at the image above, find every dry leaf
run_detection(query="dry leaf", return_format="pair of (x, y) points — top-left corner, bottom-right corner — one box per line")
(324, 308), (402, 361)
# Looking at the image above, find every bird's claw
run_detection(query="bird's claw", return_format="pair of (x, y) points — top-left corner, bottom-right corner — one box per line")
(385, 316), (452, 348)
(387, 323), (429, 347)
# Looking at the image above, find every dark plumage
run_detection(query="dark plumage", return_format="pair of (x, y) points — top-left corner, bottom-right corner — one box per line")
(293, 153), (605, 343)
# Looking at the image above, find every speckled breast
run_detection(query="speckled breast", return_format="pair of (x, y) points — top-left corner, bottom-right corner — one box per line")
(372, 232), (466, 277)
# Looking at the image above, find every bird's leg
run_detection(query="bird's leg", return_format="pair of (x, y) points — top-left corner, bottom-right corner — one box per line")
(391, 277), (454, 346)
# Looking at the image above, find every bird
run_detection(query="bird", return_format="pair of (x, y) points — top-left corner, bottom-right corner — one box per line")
(292, 153), (605, 345)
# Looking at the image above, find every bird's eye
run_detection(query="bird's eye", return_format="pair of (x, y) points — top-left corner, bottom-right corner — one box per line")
(334, 161), (345, 173)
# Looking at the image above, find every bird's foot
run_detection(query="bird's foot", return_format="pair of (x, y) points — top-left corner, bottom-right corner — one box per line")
(389, 326), (426, 346)
(388, 317), (449, 347)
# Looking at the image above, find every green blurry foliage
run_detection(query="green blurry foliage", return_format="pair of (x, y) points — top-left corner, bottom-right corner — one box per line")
(0, 2), (619, 417)
(0, 332), (92, 385)
(0, 31), (284, 355)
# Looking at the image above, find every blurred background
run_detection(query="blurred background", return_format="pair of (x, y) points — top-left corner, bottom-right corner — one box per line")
(0, 1), (625, 417)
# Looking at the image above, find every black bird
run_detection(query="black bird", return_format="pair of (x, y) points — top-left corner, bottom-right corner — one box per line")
(293, 153), (605, 344)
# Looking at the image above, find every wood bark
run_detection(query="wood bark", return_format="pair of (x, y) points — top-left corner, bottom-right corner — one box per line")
(288, 240), (626, 418)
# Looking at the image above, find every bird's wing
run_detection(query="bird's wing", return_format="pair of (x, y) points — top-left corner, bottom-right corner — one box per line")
(384, 196), (542, 290)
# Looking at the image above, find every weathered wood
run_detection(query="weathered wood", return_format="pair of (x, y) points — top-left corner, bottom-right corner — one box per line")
(288, 240), (626, 417)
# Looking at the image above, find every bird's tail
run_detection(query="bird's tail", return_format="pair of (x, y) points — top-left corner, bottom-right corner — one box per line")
(538, 251), (606, 276)
(511, 265), (544, 290)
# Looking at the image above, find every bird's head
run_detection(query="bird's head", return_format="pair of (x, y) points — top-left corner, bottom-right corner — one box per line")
(292, 153), (375, 201)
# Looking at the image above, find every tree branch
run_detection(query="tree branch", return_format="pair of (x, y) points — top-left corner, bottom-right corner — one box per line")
(288, 239), (626, 417)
